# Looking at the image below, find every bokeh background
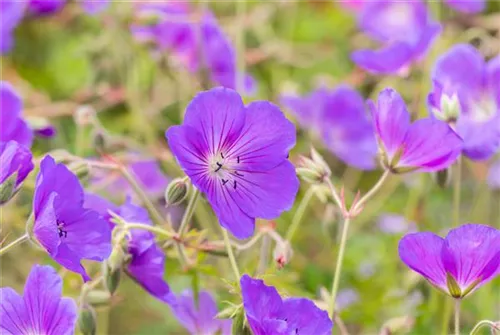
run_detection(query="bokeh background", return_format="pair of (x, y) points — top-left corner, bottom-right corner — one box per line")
(1, 0), (500, 334)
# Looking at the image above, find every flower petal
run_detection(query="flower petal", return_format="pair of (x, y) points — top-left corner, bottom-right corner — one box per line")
(280, 298), (333, 335)
(33, 191), (61, 256)
(441, 224), (500, 291)
(52, 243), (91, 282)
(370, 88), (411, 159)
(399, 118), (462, 172)
(398, 232), (447, 290)
(486, 55), (500, 106)
(351, 43), (414, 75)
(0, 288), (29, 335)
(0, 81), (33, 147)
(240, 275), (283, 323)
(172, 290), (223, 334)
(0, 140), (34, 187)
(227, 101), (296, 172)
(183, 87), (246, 156)
(444, 0), (485, 13)
(456, 113), (500, 160)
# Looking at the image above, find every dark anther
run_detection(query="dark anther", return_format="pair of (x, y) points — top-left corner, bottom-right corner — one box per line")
(222, 179), (229, 185)
(286, 153), (290, 159)
(234, 171), (244, 177)
(215, 162), (223, 172)
(58, 227), (67, 238)
(221, 152), (225, 159)
(233, 181), (237, 189)
(237, 156), (240, 163)
(295, 328), (299, 334)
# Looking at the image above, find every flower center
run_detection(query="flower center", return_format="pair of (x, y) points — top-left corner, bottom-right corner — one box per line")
(208, 152), (243, 189)
(57, 220), (67, 238)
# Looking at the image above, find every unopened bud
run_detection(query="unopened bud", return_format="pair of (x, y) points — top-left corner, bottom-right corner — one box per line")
(75, 105), (97, 126)
(78, 304), (97, 335)
(0, 172), (18, 205)
(103, 261), (122, 295)
(433, 94), (461, 124)
(273, 241), (293, 269)
(86, 290), (111, 306)
(92, 130), (110, 154)
(296, 148), (331, 184)
(231, 307), (252, 335)
(433, 168), (451, 189)
(165, 178), (189, 206)
(107, 244), (127, 272)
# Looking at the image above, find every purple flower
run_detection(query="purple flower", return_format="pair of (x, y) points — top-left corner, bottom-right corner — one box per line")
(166, 87), (299, 239)
(0, 264), (77, 335)
(0, 0), (26, 54)
(29, 0), (65, 15)
(377, 213), (416, 234)
(281, 86), (378, 170)
(240, 274), (333, 334)
(0, 141), (33, 204)
(131, 3), (254, 93)
(352, 0), (440, 75)
(487, 159), (500, 191)
(428, 44), (500, 160)
(0, 81), (33, 147)
(118, 198), (175, 304)
(171, 290), (231, 335)
(444, 0), (485, 13)
(83, 192), (118, 227)
(80, 0), (109, 15)
(370, 88), (462, 173)
(33, 156), (112, 281)
(399, 223), (500, 298)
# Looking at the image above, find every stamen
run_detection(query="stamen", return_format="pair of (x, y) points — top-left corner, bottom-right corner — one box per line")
(215, 162), (223, 172)
(221, 152), (225, 159)
(222, 179), (229, 185)
(233, 181), (237, 189)
(234, 171), (244, 177)
(58, 227), (67, 238)
(237, 156), (240, 163)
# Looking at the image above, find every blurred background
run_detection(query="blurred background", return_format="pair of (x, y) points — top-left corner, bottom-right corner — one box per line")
(1, 0), (500, 334)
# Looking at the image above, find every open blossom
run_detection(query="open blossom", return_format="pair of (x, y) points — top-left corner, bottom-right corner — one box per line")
(171, 290), (231, 335)
(428, 44), (500, 160)
(0, 81), (33, 147)
(0, 141), (34, 204)
(444, 0), (485, 13)
(370, 88), (462, 173)
(33, 156), (112, 281)
(281, 86), (378, 170)
(0, 264), (77, 335)
(166, 87), (299, 239)
(352, 0), (441, 75)
(0, 0), (26, 54)
(399, 223), (500, 298)
(131, 3), (254, 93)
(241, 274), (333, 334)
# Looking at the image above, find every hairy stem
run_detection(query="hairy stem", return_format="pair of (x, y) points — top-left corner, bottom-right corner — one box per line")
(455, 299), (461, 335)
(222, 228), (241, 283)
(285, 187), (315, 242)
(453, 156), (462, 227)
(469, 320), (500, 335)
(0, 234), (29, 256)
(124, 223), (175, 238)
(178, 188), (200, 237)
(354, 170), (390, 211)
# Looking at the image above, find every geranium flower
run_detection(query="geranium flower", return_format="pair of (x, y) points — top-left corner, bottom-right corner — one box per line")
(0, 264), (77, 335)
(0, 81), (33, 147)
(33, 156), (112, 281)
(0, 0), (26, 54)
(166, 87), (299, 239)
(0, 141), (33, 205)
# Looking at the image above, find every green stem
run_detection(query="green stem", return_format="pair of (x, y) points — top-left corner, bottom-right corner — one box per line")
(0, 234), (29, 256)
(328, 217), (351, 319)
(453, 156), (462, 227)
(354, 170), (390, 211)
(124, 223), (175, 238)
(455, 299), (461, 335)
(441, 299), (453, 335)
(178, 188), (200, 237)
(119, 166), (165, 227)
(79, 276), (104, 309)
(469, 320), (500, 335)
(285, 187), (315, 242)
(222, 228), (241, 282)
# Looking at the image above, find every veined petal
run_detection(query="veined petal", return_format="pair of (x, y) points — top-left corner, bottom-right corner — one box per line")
(172, 291), (221, 334)
(441, 224), (500, 293)
(0, 81), (33, 147)
(399, 118), (462, 172)
(0, 140), (34, 187)
(398, 232), (447, 290)
(280, 298), (333, 334)
(183, 87), (246, 156)
(351, 43), (414, 75)
(370, 88), (411, 160)
(0, 288), (29, 335)
(227, 101), (296, 172)
(457, 113), (500, 160)
(52, 243), (91, 282)
(240, 275), (283, 323)
(230, 161), (299, 220)
(33, 192), (61, 256)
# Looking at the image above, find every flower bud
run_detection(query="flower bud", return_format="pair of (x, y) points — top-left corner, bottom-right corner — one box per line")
(0, 172), (18, 205)
(78, 304), (97, 335)
(0, 141), (34, 205)
(433, 94), (461, 124)
(296, 148), (331, 184)
(103, 257), (122, 295)
(231, 307), (252, 335)
(107, 244), (127, 272)
(165, 178), (189, 206)
(273, 241), (293, 269)
(432, 168), (451, 189)
(68, 161), (91, 180)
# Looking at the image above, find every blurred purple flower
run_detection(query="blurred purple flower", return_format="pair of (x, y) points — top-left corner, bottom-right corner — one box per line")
(0, 264), (77, 335)
(80, 0), (109, 15)
(131, 3), (254, 93)
(0, 0), (26, 54)
(171, 290), (231, 335)
(429, 44), (500, 160)
(281, 86), (378, 170)
(352, 0), (440, 75)
(335, 288), (360, 311)
(377, 213), (416, 234)
(487, 159), (500, 191)
(119, 198), (175, 304)
(29, 0), (65, 15)
(370, 88), (462, 173)
(399, 223), (500, 298)
(33, 156), (112, 281)
(166, 88), (299, 239)
(444, 0), (485, 13)
(0, 141), (34, 204)
(241, 274), (333, 334)
(0, 81), (33, 147)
